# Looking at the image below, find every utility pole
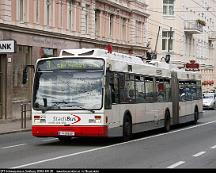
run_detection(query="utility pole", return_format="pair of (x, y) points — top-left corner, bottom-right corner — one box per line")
(168, 27), (172, 53)
(165, 27), (172, 63)
(154, 26), (161, 53)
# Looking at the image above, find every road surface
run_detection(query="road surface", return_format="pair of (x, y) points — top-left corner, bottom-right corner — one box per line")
(1, 110), (216, 169)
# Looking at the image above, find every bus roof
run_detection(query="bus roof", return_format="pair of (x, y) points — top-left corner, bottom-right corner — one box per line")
(39, 48), (202, 81)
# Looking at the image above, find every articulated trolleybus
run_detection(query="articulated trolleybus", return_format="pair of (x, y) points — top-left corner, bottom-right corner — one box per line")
(24, 48), (203, 142)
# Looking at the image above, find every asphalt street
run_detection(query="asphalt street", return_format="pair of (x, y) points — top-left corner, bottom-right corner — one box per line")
(1, 110), (216, 169)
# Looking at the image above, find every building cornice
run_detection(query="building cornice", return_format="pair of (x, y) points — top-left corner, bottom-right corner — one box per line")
(131, 9), (150, 18)
(0, 23), (149, 51)
(96, 0), (149, 17)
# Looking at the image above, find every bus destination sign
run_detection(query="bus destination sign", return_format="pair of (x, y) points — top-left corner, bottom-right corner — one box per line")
(38, 59), (104, 71)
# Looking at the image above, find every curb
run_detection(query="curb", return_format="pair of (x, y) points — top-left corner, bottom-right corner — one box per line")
(0, 128), (32, 135)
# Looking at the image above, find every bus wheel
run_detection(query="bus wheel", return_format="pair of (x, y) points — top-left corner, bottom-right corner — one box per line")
(193, 108), (199, 124)
(122, 115), (132, 142)
(58, 137), (72, 143)
(213, 103), (216, 110)
(164, 111), (171, 132)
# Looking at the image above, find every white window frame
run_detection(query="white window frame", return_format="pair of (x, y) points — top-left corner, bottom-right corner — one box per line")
(163, 0), (175, 16)
(17, 0), (26, 22)
(122, 17), (127, 41)
(162, 31), (174, 51)
(136, 21), (142, 44)
(60, 0), (64, 27)
(95, 10), (100, 36)
(34, 0), (40, 23)
(67, 0), (74, 31)
(109, 14), (114, 37)
(45, 0), (52, 26)
(85, 4), (90, 34)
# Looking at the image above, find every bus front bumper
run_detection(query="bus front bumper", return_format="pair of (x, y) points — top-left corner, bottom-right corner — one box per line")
(32, 125), (108, 137)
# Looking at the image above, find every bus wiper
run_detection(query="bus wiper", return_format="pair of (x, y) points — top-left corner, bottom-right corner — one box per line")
(74, 105), (95, 113)
(41, 105), (59, 113)
(42, 98), (48, 113)
(51, 101), (95, 113)
(52, 101), (68, 105)
(41, 98), (60, 113)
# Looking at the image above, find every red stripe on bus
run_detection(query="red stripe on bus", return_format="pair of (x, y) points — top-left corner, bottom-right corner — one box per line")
(32, 125), (108, 137)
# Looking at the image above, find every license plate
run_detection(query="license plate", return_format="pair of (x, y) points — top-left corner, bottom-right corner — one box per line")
(58, 131), (75, 136)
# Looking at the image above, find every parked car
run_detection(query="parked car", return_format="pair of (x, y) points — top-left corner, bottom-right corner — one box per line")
(203, 93), (216, 109)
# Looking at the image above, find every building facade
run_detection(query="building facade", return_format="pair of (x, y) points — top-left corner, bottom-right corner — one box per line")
(0, 0), (149, 120)
(148, 0), (216, 92)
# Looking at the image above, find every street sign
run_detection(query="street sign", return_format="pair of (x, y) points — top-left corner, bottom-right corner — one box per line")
(0, 40), (16, 53)
(185, 60), (200, 71)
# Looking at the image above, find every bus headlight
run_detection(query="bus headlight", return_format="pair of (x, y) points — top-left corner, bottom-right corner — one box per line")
(95, 116), (102, 123)
(88, 116), (102, 123)
(34, 115), (40, 123)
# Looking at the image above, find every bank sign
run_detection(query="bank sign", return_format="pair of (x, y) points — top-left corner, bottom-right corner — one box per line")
(0, 40), (16, 53)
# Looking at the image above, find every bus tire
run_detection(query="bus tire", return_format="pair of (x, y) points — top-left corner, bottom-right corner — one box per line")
(193, 107), (199, 124)
(122, 115), (132, 142)
(213, 103), (216, 110)
(164, 110), (171, 132)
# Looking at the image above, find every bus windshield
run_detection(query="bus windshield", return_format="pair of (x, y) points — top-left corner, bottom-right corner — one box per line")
(33, 58), (104, 111)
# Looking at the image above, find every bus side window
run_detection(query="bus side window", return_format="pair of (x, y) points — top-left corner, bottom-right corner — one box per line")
(119, 73), (126, 103)
(135, 76), (145, 103)
(111, 73), (119, 104)
(125, 80), (135, 102)
(105, 71), (112, 109)
(106, 72), (120, 104)
(179, 82), (186, 102)
(156, 78), (165, 102)
(144, 77), (154, 102)
(196, 81), (202, 99)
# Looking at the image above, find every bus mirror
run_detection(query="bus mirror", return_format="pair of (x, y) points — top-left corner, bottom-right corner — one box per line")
(22, 65), (35, 85)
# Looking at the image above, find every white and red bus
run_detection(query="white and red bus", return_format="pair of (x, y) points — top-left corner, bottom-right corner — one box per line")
(23, 48), (203, 142)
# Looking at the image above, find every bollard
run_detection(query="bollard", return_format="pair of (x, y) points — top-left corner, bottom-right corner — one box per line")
(28, 102), (32, 120)
(24, 104), (27, 128)
(21, 102), (32, 129)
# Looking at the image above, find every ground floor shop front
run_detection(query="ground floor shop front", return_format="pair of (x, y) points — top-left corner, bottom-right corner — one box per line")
(0, 30), (80, 120)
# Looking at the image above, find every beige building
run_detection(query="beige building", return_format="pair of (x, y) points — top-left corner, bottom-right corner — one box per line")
(148, 0), (216, 92)
(0, 0), (149, 120)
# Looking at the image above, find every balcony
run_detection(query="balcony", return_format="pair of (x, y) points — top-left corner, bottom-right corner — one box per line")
(184, 20), (203, 34)
(208, 31), (216, 41)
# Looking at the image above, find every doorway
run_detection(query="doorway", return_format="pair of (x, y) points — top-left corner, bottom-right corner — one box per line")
(0, 56), (3, 119)
(0, 55), (6, 119)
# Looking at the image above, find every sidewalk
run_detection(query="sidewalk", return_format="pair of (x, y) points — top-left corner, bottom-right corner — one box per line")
(0, 119), (32, 135)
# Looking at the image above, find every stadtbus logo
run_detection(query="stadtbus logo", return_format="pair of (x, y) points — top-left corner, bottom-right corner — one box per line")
(53, 114), (81, 124)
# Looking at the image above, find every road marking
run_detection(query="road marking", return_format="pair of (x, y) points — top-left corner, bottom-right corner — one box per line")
(211, 145), (216, 149)
(193, 151), (206, 157)
(2, 144), (26, 149)
(167, 161), (185, 168)
(11, 120), (216, 169)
